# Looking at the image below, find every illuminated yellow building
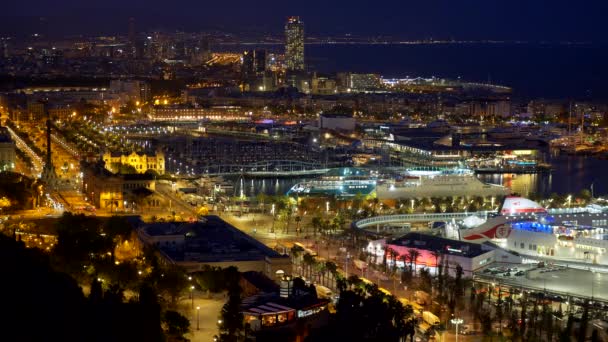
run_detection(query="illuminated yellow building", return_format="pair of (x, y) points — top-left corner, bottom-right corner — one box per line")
(102, 151), (165, 175)
(82, 160), (164, 212)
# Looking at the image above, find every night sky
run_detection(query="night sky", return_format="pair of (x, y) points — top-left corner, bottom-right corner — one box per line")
(2, 0), (608, 41)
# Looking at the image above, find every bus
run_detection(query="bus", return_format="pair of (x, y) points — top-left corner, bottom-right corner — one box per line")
(378, 287), (392, 296)
(398, 297), (424, 315)
(294, 242), (317, 257)
(359, 277), (374, 285)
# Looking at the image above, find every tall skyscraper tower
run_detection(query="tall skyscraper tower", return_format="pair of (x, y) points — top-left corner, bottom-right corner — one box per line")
(285, 17), (304, 71)
(128, 17), (136, 45)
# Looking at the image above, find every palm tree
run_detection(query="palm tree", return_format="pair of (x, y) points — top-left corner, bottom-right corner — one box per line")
(386, 247), (398, 272)
(256, 193), (267, 212)
(294, 215), (302, 235)
(325, 261), (338, 289)
(430, 250), (441, 276)
(332, 214), (346, 233)
(370, 197), (380, 215)
(303, 253), (316, 280)
(310, 216), (322, 237)
(347, 275), (361, 290)
(291, 245), (305, 275)
(316, 262), (326, 286)
(407, 249), (421, 276)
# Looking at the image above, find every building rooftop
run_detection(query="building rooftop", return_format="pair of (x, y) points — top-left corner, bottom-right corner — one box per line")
(142, 215), (285, 262)
(320, 113), (353, 118)
(241, 292), (329, 315)
(388, 232), (490, 258)
(241, 271), (281, 293)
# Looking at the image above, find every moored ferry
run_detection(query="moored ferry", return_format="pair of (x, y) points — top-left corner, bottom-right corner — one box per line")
(376, 167), (510, 200)
(287, 167), (377, 197)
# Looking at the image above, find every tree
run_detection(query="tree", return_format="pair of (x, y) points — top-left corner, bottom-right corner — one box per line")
(155, 267), (188, 307)
(303, 253), (317, 280)
(104, 216), (133, 242)
(138, 283), (163, 342)
(53, 213), (113, 274)
(164, 310), (190, 340)
(294, 215), (302, 235)
(311, 216), (322, 237)
(218, 287), (244, 342)
(454, 264), (464, 297)
(256, 193), (267, 212)
(291, 244), (305, 269)
(325, 261), (338, 288)
(407, 249), (421, 275)
(578, 300), (589, 342)
(386, 247), (399, 272)
(0, 234), (165, 342)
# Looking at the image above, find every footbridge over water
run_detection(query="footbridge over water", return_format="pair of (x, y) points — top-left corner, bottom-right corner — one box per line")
(353, 207), (608, 234)
(192, 160), (330, 177)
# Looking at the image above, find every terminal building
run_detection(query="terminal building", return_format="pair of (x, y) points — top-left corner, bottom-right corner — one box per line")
(319, 113), (356, 132)
(367, 232), (521, 277)
(150, 105), (252, 122)
(137, 215), (291, 278)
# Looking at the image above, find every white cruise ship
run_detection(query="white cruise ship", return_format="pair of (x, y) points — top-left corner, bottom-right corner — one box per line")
(460, 196), (608, 265)
(376, 168), (510, 200)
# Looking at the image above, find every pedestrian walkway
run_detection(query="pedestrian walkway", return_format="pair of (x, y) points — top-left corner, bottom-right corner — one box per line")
(179, 292), (225, 342)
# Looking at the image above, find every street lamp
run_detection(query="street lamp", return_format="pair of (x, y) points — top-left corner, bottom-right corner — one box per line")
(190, 285), (195, 308)
(196, 306), (200, 330)
(451, 318), (463, 342)
(345, 252), (351, 278)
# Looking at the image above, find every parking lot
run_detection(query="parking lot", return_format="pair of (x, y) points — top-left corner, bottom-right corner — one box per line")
(477, 264), (608, 302)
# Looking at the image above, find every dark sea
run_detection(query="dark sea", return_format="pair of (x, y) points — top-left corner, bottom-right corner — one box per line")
(222, 42), (608, 100)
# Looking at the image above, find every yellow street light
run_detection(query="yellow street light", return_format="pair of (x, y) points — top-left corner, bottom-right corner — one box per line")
(196, 306), (201, 330)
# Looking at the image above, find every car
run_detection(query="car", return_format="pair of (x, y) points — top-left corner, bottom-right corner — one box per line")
(460, 330), (478, 335)
(515, 271), (525, 276)
(504, 272), (511, 277)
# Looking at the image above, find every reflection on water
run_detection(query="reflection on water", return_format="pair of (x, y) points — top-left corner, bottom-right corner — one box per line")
(480, 154), (608, 197)
(228, 154), (608, 198)
(230, 177), (306, 197)
(478, 174), (545, 197)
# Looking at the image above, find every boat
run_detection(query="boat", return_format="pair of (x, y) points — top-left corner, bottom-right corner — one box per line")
(460, 196), (608, 265)
(487, 126), (529, 140)
(376, 167), (510, 200)
(287, 167), (377, 197)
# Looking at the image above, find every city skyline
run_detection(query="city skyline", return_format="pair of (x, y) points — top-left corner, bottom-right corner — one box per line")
(2, 2), (608, 342)
(1, 1), (608, 42)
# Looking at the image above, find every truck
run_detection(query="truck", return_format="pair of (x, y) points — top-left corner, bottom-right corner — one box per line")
(422, 311), (440, 326)
(414, 290), (431, 305)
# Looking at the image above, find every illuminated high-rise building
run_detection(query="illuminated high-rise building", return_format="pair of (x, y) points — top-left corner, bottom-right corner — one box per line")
(285, 16), (304, 71)
(128, 17), (136, 45)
